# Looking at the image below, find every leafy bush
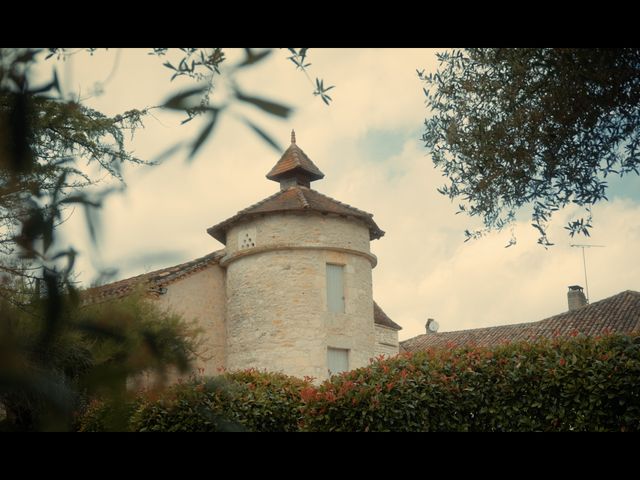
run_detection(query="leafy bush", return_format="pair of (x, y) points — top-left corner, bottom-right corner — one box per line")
(0, 290), (196, 431)
(79, 370), (309, 432)
(207, 370), (309, 432)
(76, 397), (141, 432)
(301, 334), (640, 432)
(129, 380), (227, 432)
(77, 334), (640, 432)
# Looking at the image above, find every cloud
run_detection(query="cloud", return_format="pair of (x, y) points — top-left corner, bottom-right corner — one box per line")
(392, 198), (640, 340)
(53, 49), (640, 343)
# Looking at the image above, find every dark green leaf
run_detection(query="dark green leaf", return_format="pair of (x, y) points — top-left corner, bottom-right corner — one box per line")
(188, 112), (218, 161)
(152, 142), (185, 164)
(163, 86), (207, 110)
(234, 91), (291, 118)
(242, 118), (281, 152)
(237, 49), (272, 68)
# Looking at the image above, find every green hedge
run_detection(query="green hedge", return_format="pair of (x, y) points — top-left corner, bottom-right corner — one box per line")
(76, 397), (141, 432)
(78, 370), (309, 432)
(79, 334), (640, 432)
(301, 334), (640, 431)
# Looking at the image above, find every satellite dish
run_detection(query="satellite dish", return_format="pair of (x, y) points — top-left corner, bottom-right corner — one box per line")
(427, 318), (439, 333)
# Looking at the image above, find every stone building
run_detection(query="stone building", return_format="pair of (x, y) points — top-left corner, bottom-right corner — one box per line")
(87, 131), (401, 381)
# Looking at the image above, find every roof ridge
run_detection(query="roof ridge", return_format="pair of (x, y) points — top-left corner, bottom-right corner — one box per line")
(403, 290), (640, 342)
(306, 187), (373, 218)
(234, 189), (289, 217)
(373, 300), (402, 330)
(151, 250), (225, 287)
(399, 319), (542, 344)
(401, 288), (640, 352)
(537, 289), (640, 325)
(296, 187), (310, 208)
(207, 189), (288, 241)
(266, 143), (324, 182)
(208, 185), (385, 243)
(84, 270), (152, 296)
(84, 249), (225, 301)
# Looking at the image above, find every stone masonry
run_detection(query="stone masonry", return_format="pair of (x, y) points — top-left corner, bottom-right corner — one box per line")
(224, 213), (376, 380)
(88, 131), (402, 383)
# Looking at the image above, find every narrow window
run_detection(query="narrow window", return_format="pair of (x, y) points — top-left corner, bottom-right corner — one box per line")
(327, 347), (349, 376)
(326, 263), (345, 313)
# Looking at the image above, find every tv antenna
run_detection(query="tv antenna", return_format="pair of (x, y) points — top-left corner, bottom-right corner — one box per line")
(570, 244), (605, 303)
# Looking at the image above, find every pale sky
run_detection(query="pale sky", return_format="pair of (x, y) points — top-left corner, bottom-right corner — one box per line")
(44, 48), (640, 341)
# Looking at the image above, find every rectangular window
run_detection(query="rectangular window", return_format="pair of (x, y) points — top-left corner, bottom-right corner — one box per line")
(326, 263), (345, 313)
(327, 347), (349, 376)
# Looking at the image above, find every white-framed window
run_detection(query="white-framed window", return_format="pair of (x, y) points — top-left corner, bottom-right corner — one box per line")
(327, 347), (349, 376)
(326, 263), (345, 313)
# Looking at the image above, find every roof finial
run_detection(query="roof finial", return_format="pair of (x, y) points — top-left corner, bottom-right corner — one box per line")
(291, 129), (296, 144)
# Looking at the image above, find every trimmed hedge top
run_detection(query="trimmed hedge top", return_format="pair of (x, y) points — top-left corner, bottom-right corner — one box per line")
(79, 370), (309, 432)
(79, 334), (640, 432)
(302, 334), (640, 431)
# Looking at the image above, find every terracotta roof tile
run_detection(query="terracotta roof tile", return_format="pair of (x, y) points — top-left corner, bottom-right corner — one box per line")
(207, 186), (384, 244)
(83, 250), (225, 303)
(374, 301), (402, 330)
(401, 290), (640, 352)
(266, 144), (324, 182)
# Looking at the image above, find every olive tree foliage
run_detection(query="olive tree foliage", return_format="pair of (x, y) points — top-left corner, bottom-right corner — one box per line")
(0, 47), (331, 291)
(421, 48), (640, 246)
(0, 49), (150, 262)
(0, 48), (187, 431)
(0, 47), (331, 430)
(0, 47), (330, 277)
(152, 48), (333, 156)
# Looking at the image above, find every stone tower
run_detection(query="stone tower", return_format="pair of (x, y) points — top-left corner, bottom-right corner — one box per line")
(207, 131), (385, 381)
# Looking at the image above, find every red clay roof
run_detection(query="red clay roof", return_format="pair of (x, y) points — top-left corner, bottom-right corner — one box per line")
(374, 301), (402, 331)
(266, 143), (324, 182)
(401, 290), (640, 352)
(207, 186), (385, 244)
(83, 250), (225, 303)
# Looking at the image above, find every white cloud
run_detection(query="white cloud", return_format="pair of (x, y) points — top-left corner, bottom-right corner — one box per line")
(392, 198), (640, 340)
(52, 49), (640, 342)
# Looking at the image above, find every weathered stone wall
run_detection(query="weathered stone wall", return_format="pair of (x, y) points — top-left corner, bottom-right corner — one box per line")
(224, 212), (372, 257)
(153, 264), (226, 377)
(224, 213), (376, 381)
(374, 324), (399, 357)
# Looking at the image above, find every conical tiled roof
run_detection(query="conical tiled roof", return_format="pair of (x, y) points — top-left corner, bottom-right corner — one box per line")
(266, 130), (324, 184)
(207, 185), (384, 244)
(208, 131), (384, 244)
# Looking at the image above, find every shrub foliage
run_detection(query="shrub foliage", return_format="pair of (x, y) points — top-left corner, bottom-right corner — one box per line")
(78, 334), (640, 432)
(79, 370), (309, 432)
(0, 291), (195, 431)
(302, 333), (640, 432)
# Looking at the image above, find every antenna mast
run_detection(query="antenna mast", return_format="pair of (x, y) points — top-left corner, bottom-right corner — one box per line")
(570, 244), (605, 303)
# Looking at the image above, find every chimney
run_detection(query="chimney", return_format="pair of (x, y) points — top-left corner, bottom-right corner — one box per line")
(567, 285), (587, 311)
(425, 318), (439, 334)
